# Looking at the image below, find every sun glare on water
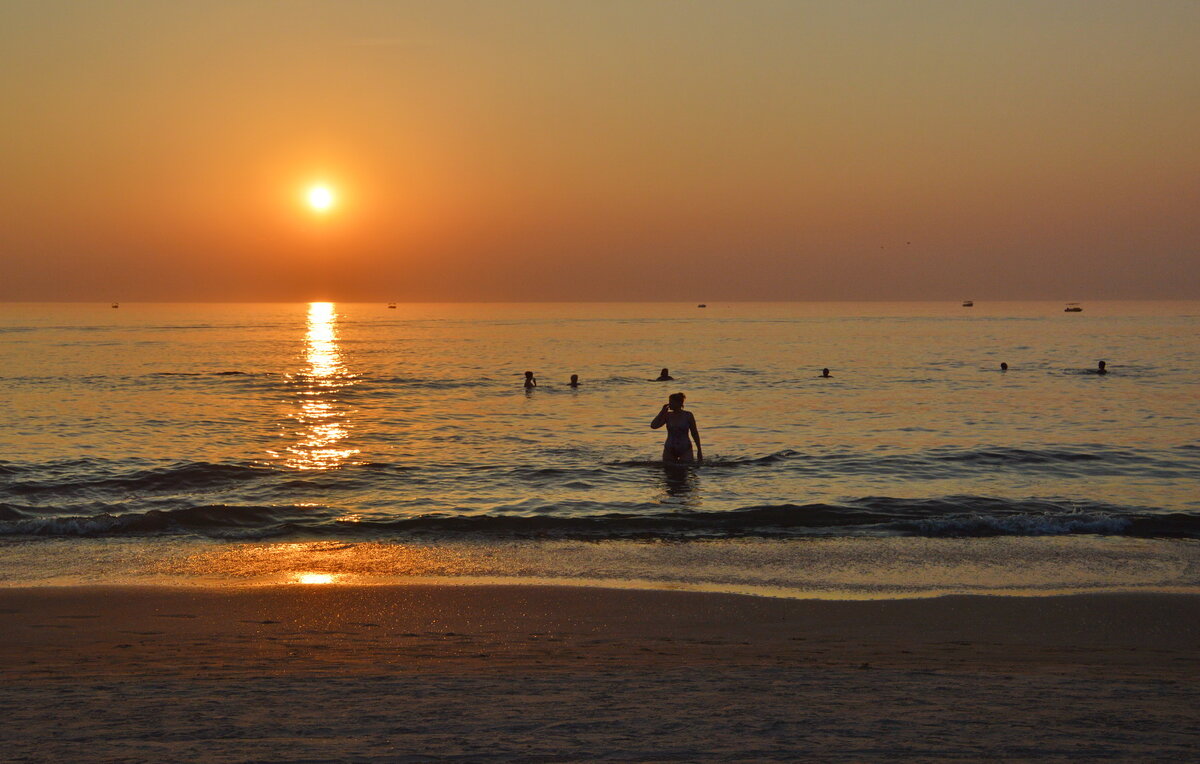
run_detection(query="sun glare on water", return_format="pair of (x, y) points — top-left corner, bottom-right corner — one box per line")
(306, 185), (335, 213)
(298, 573), (335, 585)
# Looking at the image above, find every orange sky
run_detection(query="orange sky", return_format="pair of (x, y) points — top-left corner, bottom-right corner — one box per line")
(2, 1), (1198, 301)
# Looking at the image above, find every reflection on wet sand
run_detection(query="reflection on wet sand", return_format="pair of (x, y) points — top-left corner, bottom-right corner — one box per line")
(175, 540), (476, 585)
(297, 572), (336, 585)
(270, 302), (360, 470)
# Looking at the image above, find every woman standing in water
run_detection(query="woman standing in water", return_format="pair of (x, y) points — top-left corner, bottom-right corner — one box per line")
(651, 392), (702, 464)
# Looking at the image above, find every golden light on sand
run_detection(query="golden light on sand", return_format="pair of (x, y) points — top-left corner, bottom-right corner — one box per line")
(297, 573), (336, 585)
(306, 184), (335, 213)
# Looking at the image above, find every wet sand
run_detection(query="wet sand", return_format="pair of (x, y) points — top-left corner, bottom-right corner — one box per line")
(1, 585), (1197, 761)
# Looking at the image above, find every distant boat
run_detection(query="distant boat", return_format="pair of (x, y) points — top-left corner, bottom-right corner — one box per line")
(697, 303), (707, 308)
(1064, 303), (1083, 312)
(961, 300), (974, 307)
(387, 303), (397, 309)
(111, 302), (119, 309)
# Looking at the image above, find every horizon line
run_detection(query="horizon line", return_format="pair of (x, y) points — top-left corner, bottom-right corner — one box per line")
(4, 298), (1199, 305)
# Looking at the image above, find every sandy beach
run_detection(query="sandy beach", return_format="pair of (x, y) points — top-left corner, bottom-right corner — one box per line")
(1, 585), (1196, 761)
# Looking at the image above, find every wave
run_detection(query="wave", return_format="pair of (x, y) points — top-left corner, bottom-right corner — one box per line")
(609, 446), (1191, 476)
(2, 497), (1196, 541)
(936, 447), (1108, 464)
(150, 371), (260, 377)
(0, 504), (321, 539)
(139, 371), (503, 393)
(608, 450), (805, 469)
(3, 442), (1195, 502)
(1, 460), (274, 497)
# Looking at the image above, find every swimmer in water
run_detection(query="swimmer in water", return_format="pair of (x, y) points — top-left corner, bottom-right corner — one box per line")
(1096, 360), (1107, 375)
(821, 368), (831, 378)
(1000, 362), (1008, 371)
(655, 368), (674, 381)
(568, 374), (579, 388)
(524, 370), (537, 388)
(650, 392), (702, 464)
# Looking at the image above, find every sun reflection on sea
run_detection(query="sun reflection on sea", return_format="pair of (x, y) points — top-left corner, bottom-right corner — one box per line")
(269, 302), (361, 470)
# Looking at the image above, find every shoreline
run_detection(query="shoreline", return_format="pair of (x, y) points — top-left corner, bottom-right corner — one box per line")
(2, 584), (1198, 760)
(4, 572), (1200, 602)
(4, 535), (1197, 599)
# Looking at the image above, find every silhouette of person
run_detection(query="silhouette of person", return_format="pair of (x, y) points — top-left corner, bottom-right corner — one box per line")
(821, 368), (831, 378)
(568, 374), (579, 388)
(655, 368), (674, 381)
(651, 392), (702, 464)
(1000, 362), (1008, 371)
(1096, 360), (1107, 375)
(524, 371), (537, 388)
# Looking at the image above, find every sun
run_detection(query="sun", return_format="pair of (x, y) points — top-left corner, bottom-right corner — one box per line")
(306, 185), (336, 213)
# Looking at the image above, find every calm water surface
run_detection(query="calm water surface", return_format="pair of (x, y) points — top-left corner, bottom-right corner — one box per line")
(2, 302), (1197, 595)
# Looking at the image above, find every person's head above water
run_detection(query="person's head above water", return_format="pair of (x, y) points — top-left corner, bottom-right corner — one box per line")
(1098, 360), (1107, 373)
(569, 374), (579, 386)
(656, 368), (674, 380)
(524, 371), (534, 379)
(667, 392), (686, 410)
(821, 368), (831, 377)
(1000, 362), (1008, 371)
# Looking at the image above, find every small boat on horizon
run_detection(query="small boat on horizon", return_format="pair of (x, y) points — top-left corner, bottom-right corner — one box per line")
(962, 300), (974, 307)
(698, 303), (707, 308)
(111, 302), (119, 309)
(387, 303), (397, 309)
(1064, 302), (1083, 312)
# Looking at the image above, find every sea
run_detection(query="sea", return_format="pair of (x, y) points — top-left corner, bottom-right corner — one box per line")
(2, 301), (1197, 598)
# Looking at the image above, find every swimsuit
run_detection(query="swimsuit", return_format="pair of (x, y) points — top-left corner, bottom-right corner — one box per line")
(662, 412), (695, 463)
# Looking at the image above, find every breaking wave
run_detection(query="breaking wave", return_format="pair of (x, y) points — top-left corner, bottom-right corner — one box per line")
(1, 497), (1196, 541)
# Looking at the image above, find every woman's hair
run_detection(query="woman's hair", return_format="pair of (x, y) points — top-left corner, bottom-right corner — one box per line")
(669, 392), (685, 404)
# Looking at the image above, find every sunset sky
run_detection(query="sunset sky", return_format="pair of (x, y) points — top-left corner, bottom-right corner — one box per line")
(2, 0), (1198, 301)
